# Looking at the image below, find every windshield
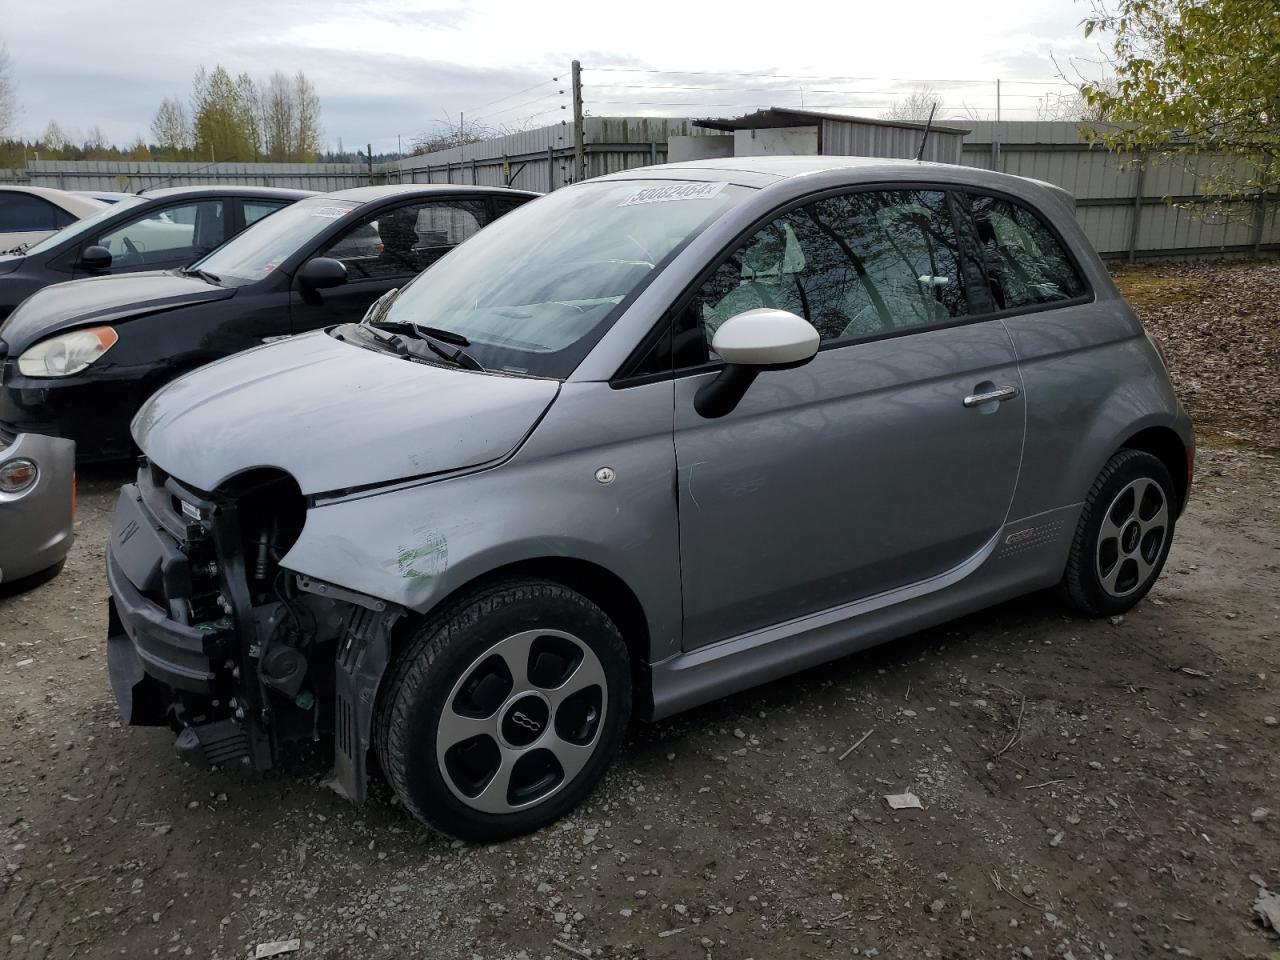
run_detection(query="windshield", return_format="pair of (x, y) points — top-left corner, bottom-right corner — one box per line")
(24, 196), (146, 256)
(192, 196), (361, 286)
(376, 179), (751, 378)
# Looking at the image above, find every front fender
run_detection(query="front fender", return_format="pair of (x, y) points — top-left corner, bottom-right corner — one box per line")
(278, 379), (683, 661)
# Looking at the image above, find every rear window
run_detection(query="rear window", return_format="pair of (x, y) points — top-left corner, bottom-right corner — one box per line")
(0, 194), (64, 233)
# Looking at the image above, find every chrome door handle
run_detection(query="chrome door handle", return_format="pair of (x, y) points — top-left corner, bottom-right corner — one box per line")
(963, 385), (1019, 407)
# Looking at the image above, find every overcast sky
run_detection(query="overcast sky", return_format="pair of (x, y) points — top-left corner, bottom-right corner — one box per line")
(2, 0), (1109, 152)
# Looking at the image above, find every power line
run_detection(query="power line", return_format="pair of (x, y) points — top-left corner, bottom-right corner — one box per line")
(586, 66), (1081, 87)
(460, 78), (559, 116)
(589, 81), (1079, 94)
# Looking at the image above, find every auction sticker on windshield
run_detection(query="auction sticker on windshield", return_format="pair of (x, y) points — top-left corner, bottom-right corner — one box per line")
(620, 182), (728, 206)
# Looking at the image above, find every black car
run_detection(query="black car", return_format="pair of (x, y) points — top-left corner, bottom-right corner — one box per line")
(0, 184), (538, 461)
(0, 185), (317, 320)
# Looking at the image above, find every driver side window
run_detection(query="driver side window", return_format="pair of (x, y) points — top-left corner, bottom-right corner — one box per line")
(95, 201), (226, 261)
(675, 189), (967, 367)
(321, 199), (488, 281)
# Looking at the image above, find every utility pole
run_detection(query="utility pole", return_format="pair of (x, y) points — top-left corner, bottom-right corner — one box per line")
(571, 59), (585, 183)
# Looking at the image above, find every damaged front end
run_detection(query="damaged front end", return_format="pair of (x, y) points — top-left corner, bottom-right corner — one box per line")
(105, 459), (401, 801)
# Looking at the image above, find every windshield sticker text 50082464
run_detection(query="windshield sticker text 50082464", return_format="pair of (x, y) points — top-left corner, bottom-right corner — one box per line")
(619, 181), (728, 207)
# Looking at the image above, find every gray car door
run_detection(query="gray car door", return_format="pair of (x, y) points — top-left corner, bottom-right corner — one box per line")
(671, 188), (1025, 650)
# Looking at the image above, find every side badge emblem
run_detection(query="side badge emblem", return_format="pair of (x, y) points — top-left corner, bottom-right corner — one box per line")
(594, 467), (616, 485)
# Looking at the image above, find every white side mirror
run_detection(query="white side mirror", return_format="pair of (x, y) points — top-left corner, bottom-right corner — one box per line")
(710, 308), (820, 369)
(695, 309), (820, 419)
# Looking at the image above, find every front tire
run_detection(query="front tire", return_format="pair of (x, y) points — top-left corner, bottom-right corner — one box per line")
(1063, 449), (1176, 616)
(375, 579), (631, 841)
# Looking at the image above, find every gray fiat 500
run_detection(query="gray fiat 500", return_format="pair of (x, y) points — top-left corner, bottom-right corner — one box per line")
(106, 157), (1193, 840)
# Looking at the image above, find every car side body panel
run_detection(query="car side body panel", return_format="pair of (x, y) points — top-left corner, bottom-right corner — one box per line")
(1002, 300), (1192, 522)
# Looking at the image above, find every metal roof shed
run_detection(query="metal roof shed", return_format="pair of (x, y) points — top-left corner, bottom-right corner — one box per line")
(692, 108), (970, 164)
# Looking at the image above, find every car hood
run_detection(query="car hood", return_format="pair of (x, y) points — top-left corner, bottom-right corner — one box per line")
(0, 271), (234, 353)
(132, 329), (561, 496)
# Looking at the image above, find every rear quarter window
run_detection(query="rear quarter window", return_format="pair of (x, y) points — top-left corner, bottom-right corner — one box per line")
(963, 192), (1086, 310)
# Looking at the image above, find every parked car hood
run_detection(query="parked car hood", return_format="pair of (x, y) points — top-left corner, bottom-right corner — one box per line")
(132, 329), (561, 496)
(0, 271), (235, 353)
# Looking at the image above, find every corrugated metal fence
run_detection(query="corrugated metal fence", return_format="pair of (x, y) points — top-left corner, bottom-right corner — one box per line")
(960, 122), (1278, 260)
(4, 120), (1276, 260)
(20, 160), (370, 192)
(386, 117), (723, 193)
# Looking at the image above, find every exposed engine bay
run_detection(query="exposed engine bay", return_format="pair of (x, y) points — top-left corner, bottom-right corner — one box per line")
(105, 459), (402, 800)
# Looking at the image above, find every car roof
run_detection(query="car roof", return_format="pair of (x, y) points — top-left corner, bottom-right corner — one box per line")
(0, 185), (108, 217)
(595, 155), (1078, 209)
(319, 183), (541, 203)
(139, 185), (318, 200)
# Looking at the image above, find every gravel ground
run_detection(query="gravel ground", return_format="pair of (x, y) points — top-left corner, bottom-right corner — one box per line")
(1, 264), (1278, 960)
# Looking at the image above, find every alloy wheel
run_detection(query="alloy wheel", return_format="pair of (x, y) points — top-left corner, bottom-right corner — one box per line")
(435, 629), (608, 814)
(1095, 476), (1169, 598)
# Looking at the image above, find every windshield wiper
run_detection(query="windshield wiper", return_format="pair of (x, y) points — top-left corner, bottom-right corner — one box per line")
(355, 321), (483, 371)
(181, 266), (221, 285)
(368, 316), (470, 345)
(367, 317), (483, 371)
(411, 324), (485, 371)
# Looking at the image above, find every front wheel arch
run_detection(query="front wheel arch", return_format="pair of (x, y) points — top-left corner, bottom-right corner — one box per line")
(382, 556), (654, 720)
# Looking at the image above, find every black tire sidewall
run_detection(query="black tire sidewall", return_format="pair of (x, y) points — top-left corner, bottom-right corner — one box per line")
(1067, 450), (1176, 616)
(380, 581), (631, 841)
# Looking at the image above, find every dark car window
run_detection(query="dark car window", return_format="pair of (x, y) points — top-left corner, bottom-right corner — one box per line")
(94, 200), (226, 263)
(322, 199), (487, 281)
(676, 189), (966, 367)
(492, 195), (530, 218)
(0, 193), (66, 232)
(244, 200), (288, 227)
(963, 193), (1086, 310)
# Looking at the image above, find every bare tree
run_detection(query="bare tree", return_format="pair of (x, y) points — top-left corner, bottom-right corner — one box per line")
(0, 40), (15, 139)
(1040, 57), (1118, 122)
(410, 115), (507, 156)
(259, 72), (296, 161)
(881, 85), (941, 123)
(151, 97), (192, 158)
(293, 71), (322, 162)
(41, 120), (70, 152)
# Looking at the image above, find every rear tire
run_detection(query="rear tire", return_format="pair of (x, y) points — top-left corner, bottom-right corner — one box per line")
(1063, 449), (1176, 616)
(375, 579), (631, 841)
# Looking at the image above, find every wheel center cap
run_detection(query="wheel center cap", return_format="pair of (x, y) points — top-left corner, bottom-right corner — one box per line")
(501, 695), (550, 747)
(1121, 520), (1142, 553)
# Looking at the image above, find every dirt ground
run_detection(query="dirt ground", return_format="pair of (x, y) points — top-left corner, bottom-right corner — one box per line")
(2, 262), (1278, 960)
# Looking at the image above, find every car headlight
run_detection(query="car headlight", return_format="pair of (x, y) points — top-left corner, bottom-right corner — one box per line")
(0, 458), (37, 493)
(17, 326), (119, 378)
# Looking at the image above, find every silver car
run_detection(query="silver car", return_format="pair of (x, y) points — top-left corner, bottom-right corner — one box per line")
(105, 157), (1194, 840)
(0, 429), (75, 588)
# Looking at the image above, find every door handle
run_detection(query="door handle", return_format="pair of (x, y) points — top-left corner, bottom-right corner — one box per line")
(963, 385), (1019, 407)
